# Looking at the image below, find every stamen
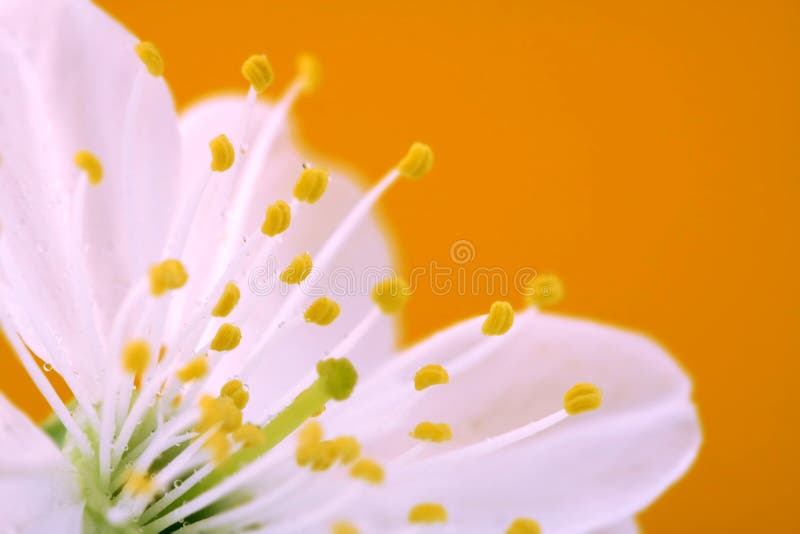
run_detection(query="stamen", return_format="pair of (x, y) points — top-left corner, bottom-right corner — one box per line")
(241, 54), (275, 94)
(261, 199), (292, 236)
(220, 379), (250, 409)
(280, 252), (313, 284)
(122, 339), (151, 375)
(332, 522), (360, 534)
(563, 383), (602, 415)
(410, 422), (452, 442)
(134, 41), (165, 77)
(297, 53), (321, 93)
(349, 458), (385, 484)
(397, 142), (434, 179)
(408, 503), (447, 524)
(176, 356), (209, 382)
(293, 167), (329, 203)
(149, 259), (189, 296)
(371, 276), (410, 314)
(481, 300), (514, 335)
(211, 282), (241, 317)
(414, 364), (449, 391)
(304, 296), (341, 326)
(209, 323), (242, 352)
(209, 134), (235, 172)
(232, 424), (266, 448)
(507, 518), (542, 534)
(525, 273), (565, 308)
(74, 150), (103, 185)
(125, 471), (156, 498)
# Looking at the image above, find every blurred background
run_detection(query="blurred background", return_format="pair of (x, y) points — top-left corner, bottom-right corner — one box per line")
(1, 0), (797, 531)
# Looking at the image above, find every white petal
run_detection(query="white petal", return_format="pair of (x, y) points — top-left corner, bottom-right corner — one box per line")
(0, 392), (82, 530)
(171, 96), (397, 413)
(0, 0), (180, 369)
(317, 311), (699, 531)
(591, 516), (639, 534)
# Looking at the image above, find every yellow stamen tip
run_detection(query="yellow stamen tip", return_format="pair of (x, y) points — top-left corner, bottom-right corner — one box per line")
(198, 395), (242, 433)
(481, 300), (514, 336)
(122, 340), (150, 375)
(297, 53), (322, 93)
(408, 503), (447, 524)
(507, 518), (542, 534)
(563, 383), (603, 415)
(149, 259), (188, 296)
(397, 142), (434, 179)
(125, 470), (155, 497)
(299, 421), (323, 445)
(210, 323), (242, 352)
(414, 364), (449, 391)
(525, 273), (565, 308)
(280, 252), (313, 284)
(176, 356), (208, 382)
(294, 167), (329, 203)
(203, 431), (232, 465)
(349, 458), (384, 484)
(316, 358), (358, 401)
(134, 41), (164, 77)
(74, 150), (103, 185)
(211, 282), (241, 317)
(232, 423), (266, 448)
(220, 379), (243, 397)
(242, 54), (274, 94)
(331, 522), (359, 534)
(371, 276), (410, 314)
(220, 379), (250, 409)
(261, 199), (292, 236)
(304, 296), (341, 326)
(410, 422), (452, 442)
(332, 436), (361, 465)
(209, 134), (235, 172)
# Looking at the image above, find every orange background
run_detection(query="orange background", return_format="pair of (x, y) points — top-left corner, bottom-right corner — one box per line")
(1, 0), (798, 531)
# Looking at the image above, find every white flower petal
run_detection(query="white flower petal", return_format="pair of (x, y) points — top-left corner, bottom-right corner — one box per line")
(591, 516), (639, 534)
(0, 392), (81, 530)
(172, 96), (396, 413)
(0, 0), (180, 370)
(314, 311), (699, 530)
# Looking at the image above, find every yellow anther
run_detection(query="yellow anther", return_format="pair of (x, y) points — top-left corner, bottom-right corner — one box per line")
(507, 518), (542, 534)
(232, 423), (266, 448)
(371, 276), (410, 314)
(332, 436), (361, 464)
(149, 259), (188, 296)
(210, 323), (242, 352)
(209, 134), (235, 172)
(122, 340), (150, 375)
(481, 300), (514, 336)
(293, 167), (329, 204)
(176, 356), (208, 382)
(408, 503), (447, 524)
(397, 142), (433, 179)
(317, 358), (358, 401)
(299, 421), (323, 445)
(203, 431), (231, 465)
(307, 440), (338, 471)
(134, 41), (164, 77)
(525, 273), (565, 308)
(74, 150), (103, 185)
(414, 364), (449, 391)
(280, 252), (313, 284)
(158, 345), (167, 363)
(241, 54), (274, 94)
(410, 422), (452, 443)
(197, 395), (242, 433)
(220, 379), (250, 409)
(220, 379), (243, 397)
(125, 470), (155, 497)
(331, 522), (359, 534)
(261, 200), (292, 236)
(297, 53), (321, 93)
(304, 297), (341, 326)
(563, 383), (603, 415)
(171, 394), (182, 409)
(349, 458), (384, 484)
(211, 282), (241, 317)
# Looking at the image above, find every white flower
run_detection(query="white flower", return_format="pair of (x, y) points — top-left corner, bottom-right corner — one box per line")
(0, 1), (700, 533)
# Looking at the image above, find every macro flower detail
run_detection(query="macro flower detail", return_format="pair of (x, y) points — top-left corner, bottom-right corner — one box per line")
(0, 1), (700, 533)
